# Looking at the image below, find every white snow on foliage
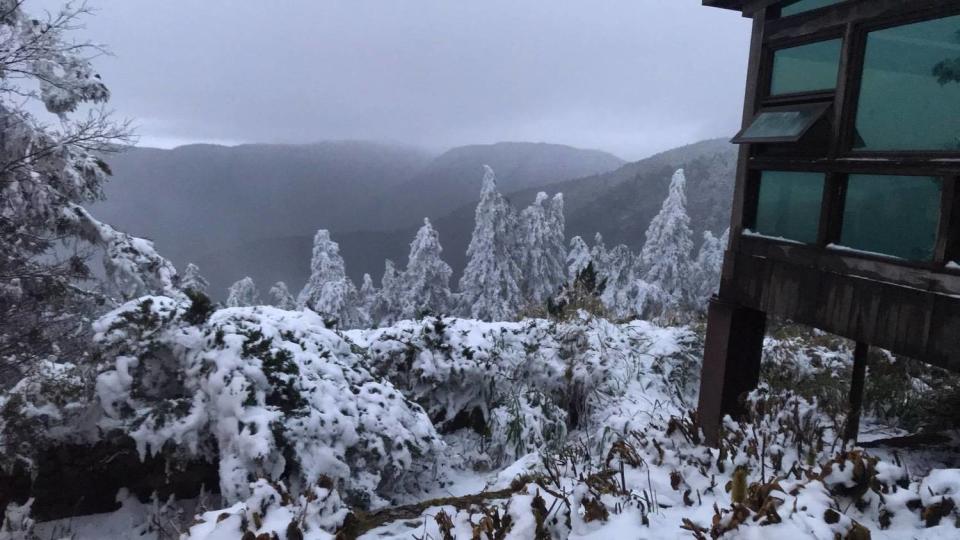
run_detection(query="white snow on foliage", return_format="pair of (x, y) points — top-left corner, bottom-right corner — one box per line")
(457, 166), (525, 321)
(7, 301), (959, 540)
(92, 297), (441, 508)
(298, 229), (367, 328)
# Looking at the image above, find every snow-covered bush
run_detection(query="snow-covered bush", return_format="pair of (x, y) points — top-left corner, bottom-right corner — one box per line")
(92, 296), (442, 508)
(0, 360), (96, 474)
(182, 478), (348, 540)
(349, 314), (663, 467)
(487, 389), (568, 465)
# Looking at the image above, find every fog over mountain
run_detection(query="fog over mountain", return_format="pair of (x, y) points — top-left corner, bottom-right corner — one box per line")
(92, 140), (626, 295)
(181, 138), (736, 298)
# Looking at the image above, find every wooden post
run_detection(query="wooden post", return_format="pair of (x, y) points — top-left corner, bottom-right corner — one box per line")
(844, 342), (869, 443)
(698, 296), (767, 446)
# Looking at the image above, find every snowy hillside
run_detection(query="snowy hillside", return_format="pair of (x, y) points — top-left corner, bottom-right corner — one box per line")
(6, 298), (960, 539)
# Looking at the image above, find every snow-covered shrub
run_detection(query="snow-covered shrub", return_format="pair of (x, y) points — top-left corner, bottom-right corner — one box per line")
(350, 314), (660, 467)
(0, 360), (96, 473)
(0, 498), (34, 539)
(487, 389), (568, 465)
(93, 296), (442, 508)
(761, 325), (960, 431)
(547, 262), (607, 321)
(182, 478), (348, 540)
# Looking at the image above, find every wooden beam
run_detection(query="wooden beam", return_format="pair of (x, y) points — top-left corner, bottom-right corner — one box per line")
(844, 342), (869, 443)
(698, 298), (767, 447)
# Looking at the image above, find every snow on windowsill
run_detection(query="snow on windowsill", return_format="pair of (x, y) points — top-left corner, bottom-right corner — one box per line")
(826, 243), (905, 261)
(742, 229), (805, 245)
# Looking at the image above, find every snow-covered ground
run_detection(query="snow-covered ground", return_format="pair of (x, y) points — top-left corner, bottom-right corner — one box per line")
(6, 301), (960, 539)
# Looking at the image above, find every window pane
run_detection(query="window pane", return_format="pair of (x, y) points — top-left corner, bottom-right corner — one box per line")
(771, 39), (842, 95)
(754, 171), (825, 243)
(839, 175), (941, 260)
(734, 104), (829, 143)
(855, 15), (960, 151)
(781, 0), (843, 17)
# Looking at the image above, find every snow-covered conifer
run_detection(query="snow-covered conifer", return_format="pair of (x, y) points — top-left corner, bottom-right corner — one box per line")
(297, 230), (363, 328)
(599, 245), (637, 319)
(0, 2), (182, 373)
(268, 281), (296, 310)
(638, 169), (695, 315)
(373, 260), (401, 325)
(566, 236), (592, 283)
(518, 193), (566, 305)
(179, 263), (209, 293)
(458, 166), (524, 321)
(400, 218), (453, 319)
(358, 273), (377, 323)
(691, 228), (728, 310)
(226, 277), (260, 307)
(591, 233), (609, 275)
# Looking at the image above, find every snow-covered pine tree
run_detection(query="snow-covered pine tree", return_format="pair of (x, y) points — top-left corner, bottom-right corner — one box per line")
(268, 281), (296, 310)
(691, 228), (729, 310)
(591, 233), (609, 276)
(373, 260), (401, 326)
(599, 244), (637, 319)
(566, 236), (593, 284)
(358, 273), (377, 324)
(400, 218), (453, 319)
(638, 169), (695, 317)
(297, 230), (364, 328)
(179, 263), (209, 293)
(0, 2), (179, 382)
(458, 166), (524, 321)
(518, 193), (567, 305)
(226, 277), (260, 307)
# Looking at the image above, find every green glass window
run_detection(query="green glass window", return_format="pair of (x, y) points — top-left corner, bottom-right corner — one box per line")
(839, 175), (942, 260)
(733, 102), (831, 143)
(781, 0), (843, 17)
(754, 171), (825, 243)
(855, 15), (960, 151)
(770, 39), (843, 95)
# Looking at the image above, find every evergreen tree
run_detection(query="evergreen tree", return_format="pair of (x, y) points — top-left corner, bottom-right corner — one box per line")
(591, 233), (609, 276)
(0, 2), (177, 382)
(400, 218), (453, 319)
(458, 166), (524, 321)
(599, 244), (637, 319)
(226, 277), (260, 307)
(638, 169), (695, 316)
(566, 236), (592, 283)
(268, 281), (296, 310)
(358, 273), (377, 324)
(373, 260), (401, 326)
(518, 192), (566, 305)
(691, 228), (728, 310)
(297, 230), (363, 328)
(179, 263), (209, 294)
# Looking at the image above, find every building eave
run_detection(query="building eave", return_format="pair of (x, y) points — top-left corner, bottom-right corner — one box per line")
(702, 0), (745, 10)
(703, 0), (780, 16)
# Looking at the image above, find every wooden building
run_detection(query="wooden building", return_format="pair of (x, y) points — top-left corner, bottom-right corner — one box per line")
(699, 0), (960, 445)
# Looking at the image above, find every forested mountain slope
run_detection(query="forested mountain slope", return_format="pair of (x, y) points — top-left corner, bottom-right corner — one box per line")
(197, 139), (736, 297)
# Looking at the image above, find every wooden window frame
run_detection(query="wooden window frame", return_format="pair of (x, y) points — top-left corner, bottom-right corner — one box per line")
(739, 1), (960, 276)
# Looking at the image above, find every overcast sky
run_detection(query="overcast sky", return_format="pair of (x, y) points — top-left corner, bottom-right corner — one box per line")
(46, 0), (750, 161)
